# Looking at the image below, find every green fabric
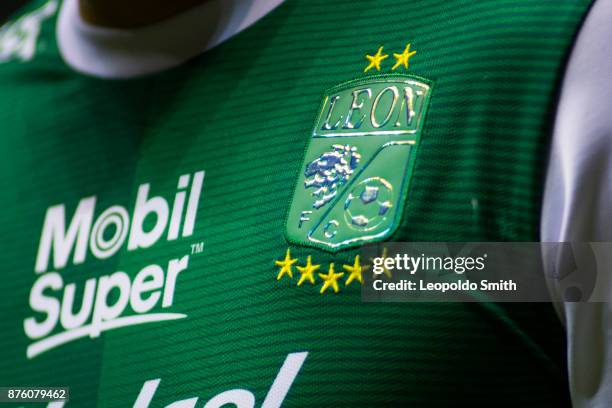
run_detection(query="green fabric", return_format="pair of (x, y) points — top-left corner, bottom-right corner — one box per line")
(0, 0), (593, 406)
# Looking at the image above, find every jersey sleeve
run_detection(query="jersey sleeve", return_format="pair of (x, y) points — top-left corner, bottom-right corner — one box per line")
(542, 0), (612, 406)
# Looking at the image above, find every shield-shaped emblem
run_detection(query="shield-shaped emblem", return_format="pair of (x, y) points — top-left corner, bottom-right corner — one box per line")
(286, 74), (433, 251)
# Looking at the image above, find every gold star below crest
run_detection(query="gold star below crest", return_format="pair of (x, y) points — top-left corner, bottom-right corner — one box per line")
(344, 255), (366, 286)
(319, 263), (345, 294)
(297, 255), (320, 286)
(364, 46), (388, 72)
(392, 43), (416, 71)
(275, 248), (297, 281)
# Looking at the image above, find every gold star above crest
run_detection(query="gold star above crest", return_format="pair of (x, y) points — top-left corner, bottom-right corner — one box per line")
(392, 43), (417, 71)
(364, 46), (389, 72)
(343, 255), (366, 286)
(275, 248), (297, 281)
(319, 263), (345, 294)
(297, 255), (320, 286)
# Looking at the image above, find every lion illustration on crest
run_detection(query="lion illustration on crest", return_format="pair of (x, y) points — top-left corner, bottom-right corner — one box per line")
(304, 144), (361, 209)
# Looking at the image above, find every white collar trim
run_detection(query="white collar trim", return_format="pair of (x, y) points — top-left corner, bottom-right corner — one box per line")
(57, 0), (283, 79)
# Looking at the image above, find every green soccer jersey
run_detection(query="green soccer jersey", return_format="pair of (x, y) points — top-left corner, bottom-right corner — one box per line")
(0, 0), (594, 406)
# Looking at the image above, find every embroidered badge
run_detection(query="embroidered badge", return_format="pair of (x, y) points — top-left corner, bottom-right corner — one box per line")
(285, 45), (432, 251)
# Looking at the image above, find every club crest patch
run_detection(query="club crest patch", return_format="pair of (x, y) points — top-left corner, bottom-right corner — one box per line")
(286, 73), (433, 251)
